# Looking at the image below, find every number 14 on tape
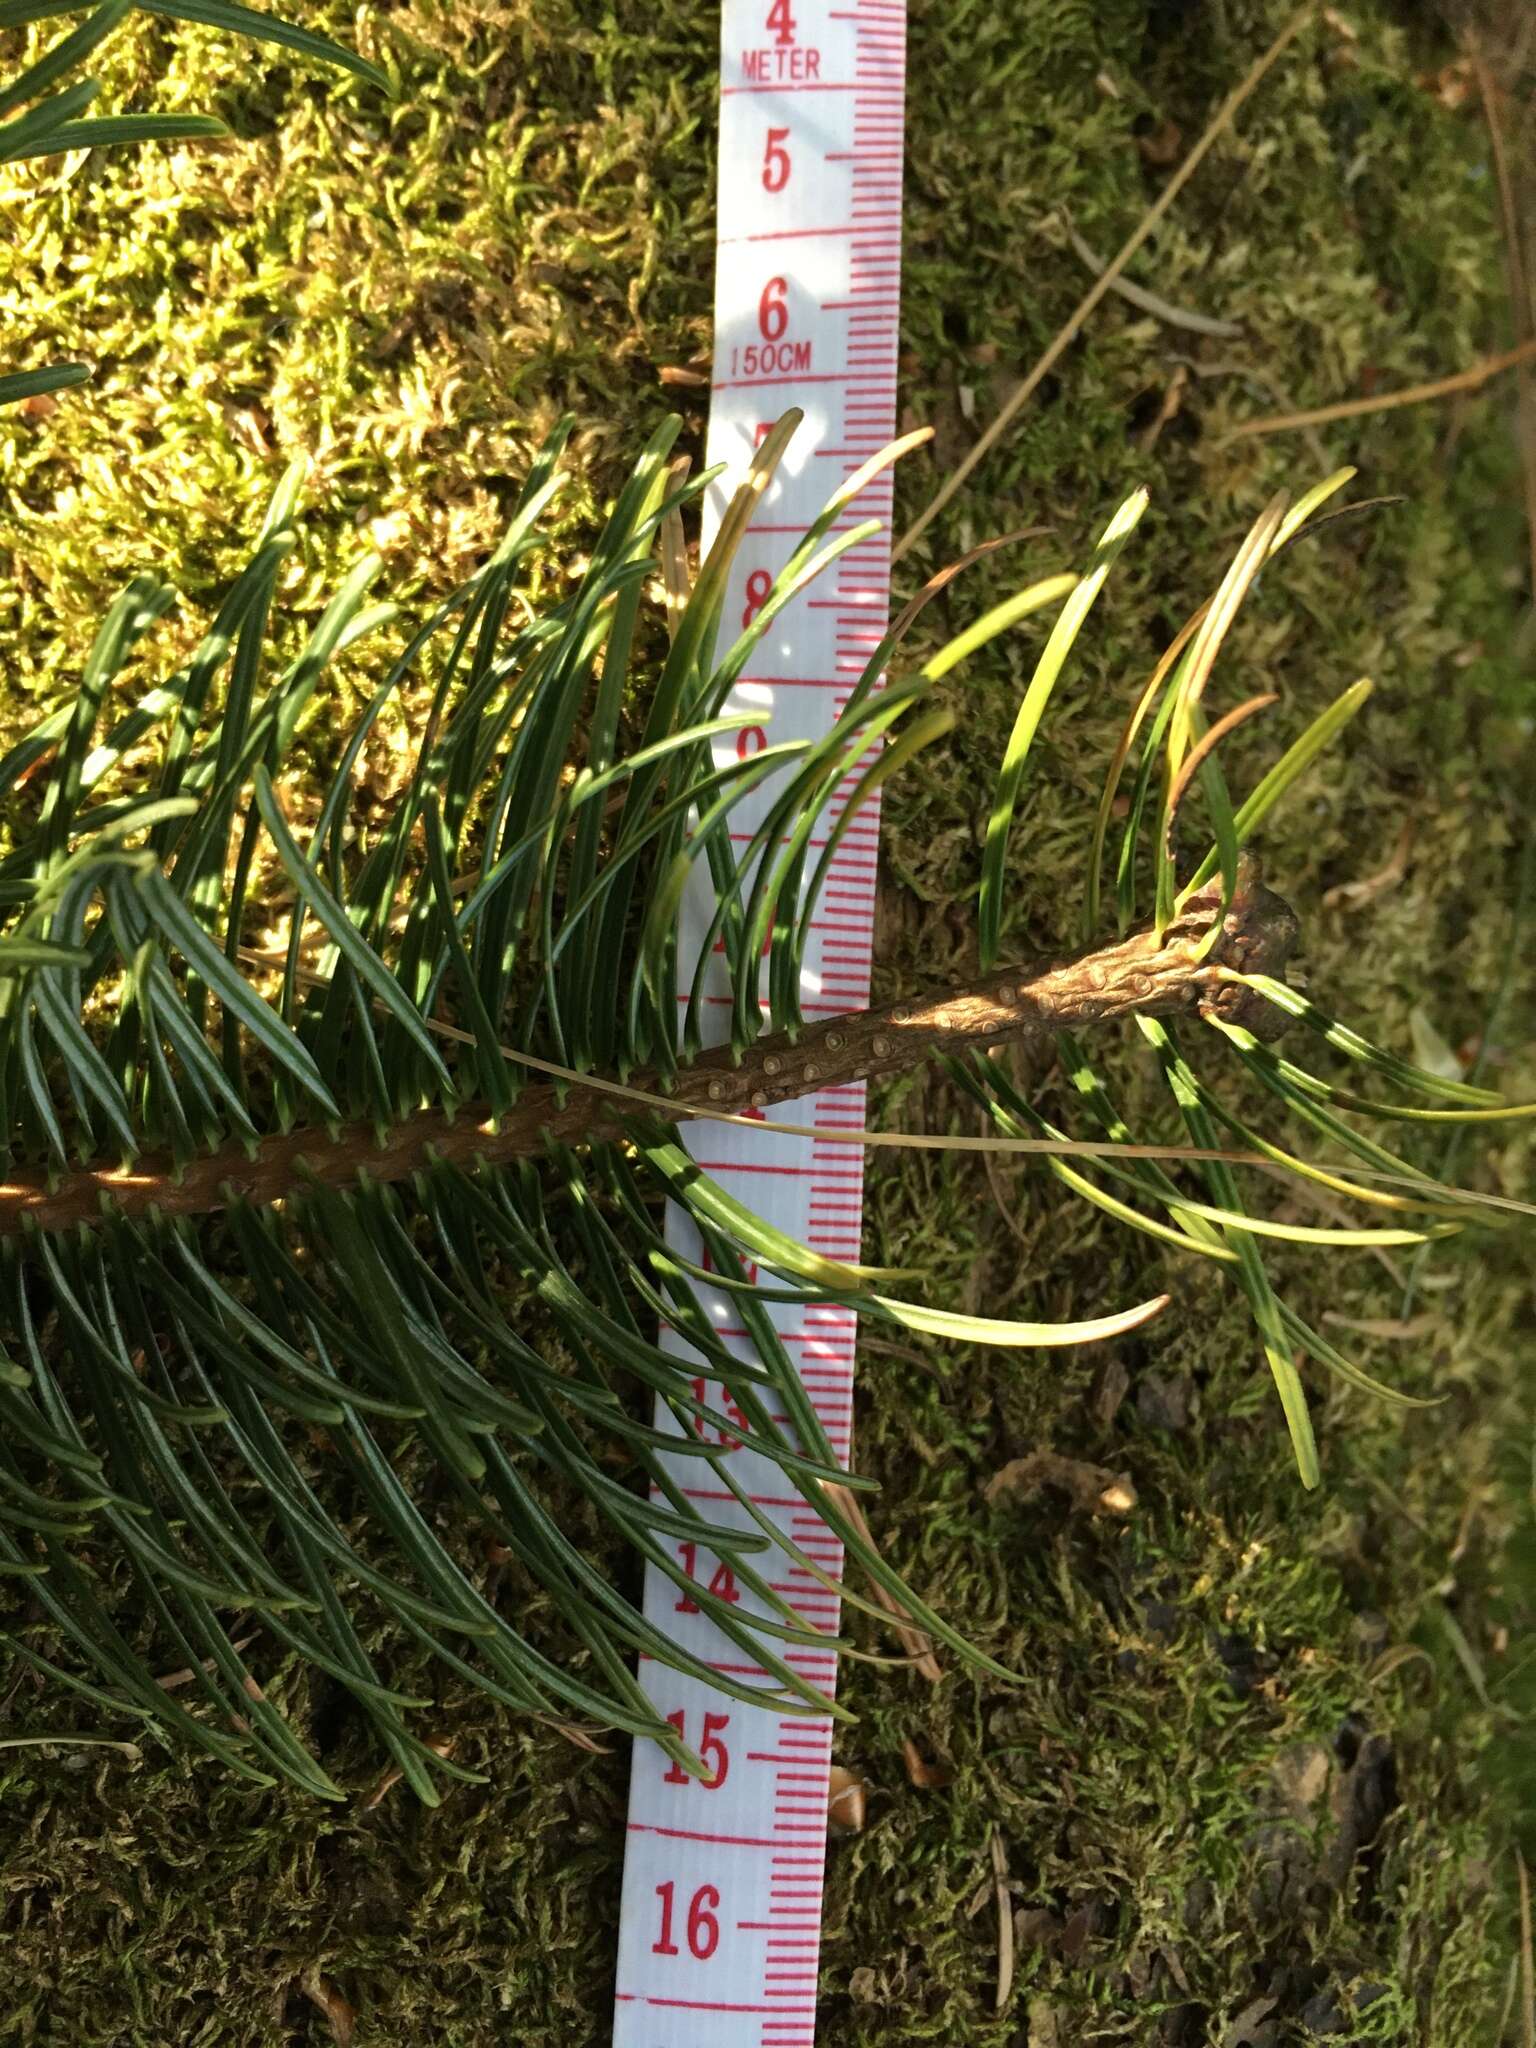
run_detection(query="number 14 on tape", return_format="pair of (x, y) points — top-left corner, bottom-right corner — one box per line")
(612, 1), (906, 2044)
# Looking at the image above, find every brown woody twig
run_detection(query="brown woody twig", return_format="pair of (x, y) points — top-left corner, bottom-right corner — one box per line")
(0, 867), (1300, 1239)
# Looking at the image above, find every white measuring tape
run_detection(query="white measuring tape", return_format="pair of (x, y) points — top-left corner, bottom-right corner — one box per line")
(612, 3), (907, 2043)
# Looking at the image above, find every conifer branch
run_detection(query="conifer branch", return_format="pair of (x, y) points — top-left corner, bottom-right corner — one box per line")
(0, 864), (1300, 1239)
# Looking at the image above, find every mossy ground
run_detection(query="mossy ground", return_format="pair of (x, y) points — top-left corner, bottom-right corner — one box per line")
(1, 0), (1533, 2042)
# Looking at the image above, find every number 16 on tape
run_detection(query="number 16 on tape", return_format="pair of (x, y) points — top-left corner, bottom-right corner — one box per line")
(613, 0), (906, 2043)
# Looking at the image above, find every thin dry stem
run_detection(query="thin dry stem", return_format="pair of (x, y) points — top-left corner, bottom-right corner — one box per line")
(1220, 337), (1536, 442)
(1472, 46), (1536, 622)
(1521, 1847), (1536, 2048)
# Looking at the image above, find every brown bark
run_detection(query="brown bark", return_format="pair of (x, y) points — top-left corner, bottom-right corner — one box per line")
(0, 864), (1299, 1240)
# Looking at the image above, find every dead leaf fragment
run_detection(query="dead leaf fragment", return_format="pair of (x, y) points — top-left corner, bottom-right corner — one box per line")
(298, 1973), (355, 2047)
(900, 1736), (953, 1790)
(1058, 1903), (1101, 1962)
(1027, 1998), (1063, 2047)
(1160, 1943), (1192, 1994)
(225, 403), (271, 457)
(1014, 1906), (1064, 1950)
(823, 1482), (942, 1681)
(1137, 117), (1183, 166)
(828, 1764), (867, 1832)
(1417, 57), (1476, 112)
(985, 1451), (1136, 1517)
(155, 1633), (258, 1692)
(1140, 364), (1190, 452)
(1221, 1994), (1277, 2047)
(991, 1830), (1014, 2012)
(362, 1737), (456, 1809)
(1271, 1740), (1331, 1814)
(1322, 821), (1414, 910)
(1093, 1357), (1130, 1427)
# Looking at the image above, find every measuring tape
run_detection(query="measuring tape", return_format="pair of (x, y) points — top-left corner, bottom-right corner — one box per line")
(612, 3), (907, 2043)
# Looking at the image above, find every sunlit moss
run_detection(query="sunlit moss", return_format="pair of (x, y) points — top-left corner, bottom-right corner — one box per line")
(0, 0), (1530, 2041)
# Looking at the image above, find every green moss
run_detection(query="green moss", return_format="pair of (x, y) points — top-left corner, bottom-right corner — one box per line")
(1, 0), (1532, 2041)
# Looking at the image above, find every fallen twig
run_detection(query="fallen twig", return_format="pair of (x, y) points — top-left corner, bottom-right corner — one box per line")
(4, 877), (1302, 1238)
(1220, 337), (1536, 442)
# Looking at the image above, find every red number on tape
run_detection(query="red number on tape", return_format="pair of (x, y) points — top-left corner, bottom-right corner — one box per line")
(674, 1540), (741, 1613)
(652, 1881), (722, 1960)
(762, 126), (791, 192)
(690, 1375), (746, 1449)
(742, 566), (772, 627)
(758, 275), (788, 342)
(662, 1708), (731, 1788)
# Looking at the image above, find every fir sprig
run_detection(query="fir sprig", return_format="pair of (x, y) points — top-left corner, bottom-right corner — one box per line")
(0, 411), (1523, 1796)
